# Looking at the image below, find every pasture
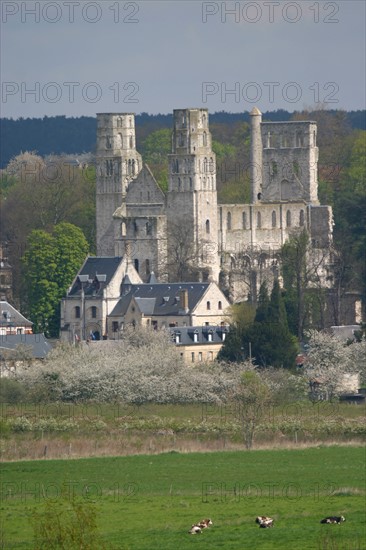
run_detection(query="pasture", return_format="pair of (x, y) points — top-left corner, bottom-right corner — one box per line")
(1, 446), (365, 549)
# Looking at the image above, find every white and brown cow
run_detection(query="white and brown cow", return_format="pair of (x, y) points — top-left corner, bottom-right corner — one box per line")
(256, 516), (274, 528)
(188, 524), (202, 534)
(198, 519), (213, 529)
(189, 518), (213, 534)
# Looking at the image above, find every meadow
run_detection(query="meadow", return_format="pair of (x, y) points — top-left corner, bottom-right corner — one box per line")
(1, 446), (365, 549)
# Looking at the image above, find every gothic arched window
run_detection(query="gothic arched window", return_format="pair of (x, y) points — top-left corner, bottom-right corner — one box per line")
(272, 211), (276, 228)
(257, 212), (262, 229)
(227, 212), (232, 230)
(286, 210), (292, 227)
(299, 209), (305, 227)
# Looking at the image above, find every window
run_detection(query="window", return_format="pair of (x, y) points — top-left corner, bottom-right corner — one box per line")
(242, 212), (247, 229)
(299, 209), (305, 226)
(218, 301), (222, 310)
(75, 306), (80, 318)
(208, 332), (213, 342)
(133, 220), (138, 235)
(198, 352), (203, 362)
(145, 259), (150, 276)
(208, 351), (213, 361)
(206, 219), (210, 234)
(129, 135), (133, 148)
(257, 212), (262, 229)
(271, 161), (278, 177)
(286, 210), (292, 227)
(134, 259), (139, 272)
(91, 306), (97, 319)
(206, 301), (211, 310)
(146, 221), (152, 236)
(121, 222), (126, 237)
(227, 212), (232, 230)
(191, 352), (195, 363)
(175, 332), (181, 344)
(203, 131), (207, 146)
(193, 331), (199, 343)
(272, 211), (276, 228)
(112, 321), (119, 332)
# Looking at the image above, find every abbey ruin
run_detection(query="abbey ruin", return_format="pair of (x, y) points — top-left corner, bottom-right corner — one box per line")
(95, 107), (335, 306)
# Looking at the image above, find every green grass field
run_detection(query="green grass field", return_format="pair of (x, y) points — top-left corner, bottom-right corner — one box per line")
(1, 446), (365, 549)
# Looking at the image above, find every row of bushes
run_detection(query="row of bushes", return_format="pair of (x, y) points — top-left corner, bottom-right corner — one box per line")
(1, 415), (365, 437)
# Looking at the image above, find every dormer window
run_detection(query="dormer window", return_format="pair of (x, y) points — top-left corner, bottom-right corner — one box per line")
(193, 330), (199, 343)
(175, 332), (181, 344)
(208, 331), (213, 342)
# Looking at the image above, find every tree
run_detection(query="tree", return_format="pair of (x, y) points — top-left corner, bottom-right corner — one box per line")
(228, 370), (272, 449)
(166, 220), (202, 282)
(304, 330), (364, 400)
(281, 230), (332, 338)
(219, 280), (298, 369)
(1, 153), (96, 308)
(22, 223), (89, 336)
(16, 327), (241, 404)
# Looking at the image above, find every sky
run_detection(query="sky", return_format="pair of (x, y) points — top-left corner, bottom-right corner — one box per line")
(1, 0), (365, 118)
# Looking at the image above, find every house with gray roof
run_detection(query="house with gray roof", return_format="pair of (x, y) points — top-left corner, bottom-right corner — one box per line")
(107, 280), (230, 336)
(0, 301), (33, 335)
(60, 255), (142, 342)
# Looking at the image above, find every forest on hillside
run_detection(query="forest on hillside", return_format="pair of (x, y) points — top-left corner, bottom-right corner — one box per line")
(1, 109), (365, 169)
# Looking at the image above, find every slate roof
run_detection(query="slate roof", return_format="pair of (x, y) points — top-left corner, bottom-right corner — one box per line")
(169, 325), (229, 345)
(68, 257), (123, 297)
(0, 333), (52, 359)
(110, 282), (211, 317)
(0, 301), (33, 328)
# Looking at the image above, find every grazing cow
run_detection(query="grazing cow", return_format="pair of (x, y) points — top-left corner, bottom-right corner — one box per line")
(189, 525), (202, 534)
(198, 519), (213, 529)
(189, 518), (212, 534)
(320, 516), (345, 524)
(256, 516), (274, 528)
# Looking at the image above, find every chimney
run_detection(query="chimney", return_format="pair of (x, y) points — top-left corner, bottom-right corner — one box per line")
(180, 289), (189, 312)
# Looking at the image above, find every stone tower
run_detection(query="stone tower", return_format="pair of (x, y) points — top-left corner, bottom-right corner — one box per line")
(166, 109), (219, 282)
(260, 118), (319, 204)
(250, 107), (263, 204)
(96, 113), (142, 256)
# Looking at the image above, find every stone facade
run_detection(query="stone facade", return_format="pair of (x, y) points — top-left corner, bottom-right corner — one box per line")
(95, 107), (336, 308)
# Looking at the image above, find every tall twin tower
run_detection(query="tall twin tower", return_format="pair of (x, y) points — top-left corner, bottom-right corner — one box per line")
(96, 108), (333, 301)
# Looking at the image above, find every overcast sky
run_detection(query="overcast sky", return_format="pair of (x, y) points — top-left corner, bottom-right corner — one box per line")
(1, 0), (365, 118)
